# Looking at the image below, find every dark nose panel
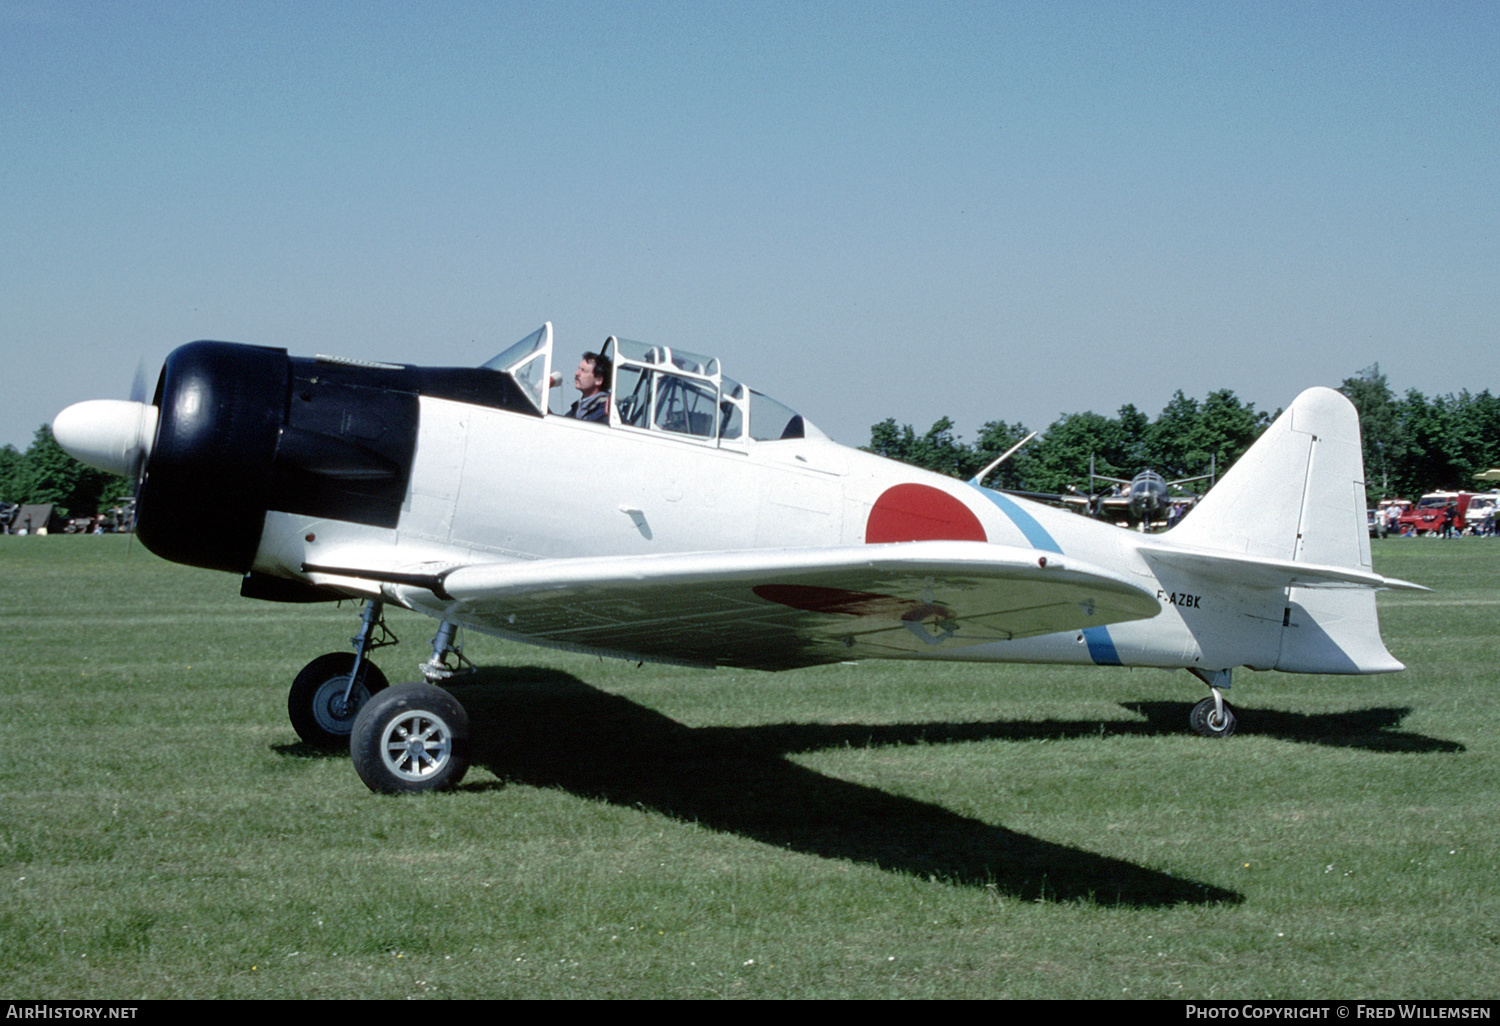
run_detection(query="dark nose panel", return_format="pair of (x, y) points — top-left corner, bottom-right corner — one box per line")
(267, 357), (420, 527)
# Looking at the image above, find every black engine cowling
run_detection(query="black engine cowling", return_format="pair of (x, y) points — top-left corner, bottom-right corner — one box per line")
(137, 341), (422, 574)
(136, 341), (289, 573)
(134, 339), (538, 578)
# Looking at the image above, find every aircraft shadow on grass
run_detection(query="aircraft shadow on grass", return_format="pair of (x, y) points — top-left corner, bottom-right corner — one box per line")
(1120, 702), (1465, 754)
(280, 666), (1462, 905)
(437, 666), (1244, 908)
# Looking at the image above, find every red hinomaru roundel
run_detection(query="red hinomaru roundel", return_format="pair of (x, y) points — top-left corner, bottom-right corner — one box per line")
(865, 483), (987, 544)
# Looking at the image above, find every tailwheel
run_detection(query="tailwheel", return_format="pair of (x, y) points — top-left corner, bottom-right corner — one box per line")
(350, 683), (470, 794)
(289, 652), (389, 750)
(1190, 695), (1237, 738)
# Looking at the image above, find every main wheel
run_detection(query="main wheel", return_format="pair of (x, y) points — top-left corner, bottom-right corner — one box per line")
(1190, 696), (1237, 738)
(350, 683), (470, 794)
(289, 653), (389, 751)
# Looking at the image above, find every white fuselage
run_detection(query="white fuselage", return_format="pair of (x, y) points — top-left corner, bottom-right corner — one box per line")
(254, 395), (1302, 676)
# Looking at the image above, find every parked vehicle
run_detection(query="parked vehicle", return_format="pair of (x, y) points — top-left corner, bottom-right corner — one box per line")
(1465, 493), (1499, 536)
(1397, 492), (1476, 535)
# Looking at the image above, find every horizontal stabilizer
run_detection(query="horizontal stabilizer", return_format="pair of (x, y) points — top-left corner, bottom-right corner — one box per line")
(1142, 543), (1428, 592)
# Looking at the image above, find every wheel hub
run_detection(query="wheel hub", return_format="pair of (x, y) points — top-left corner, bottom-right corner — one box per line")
(314, 677), (366, 731)
(381, 712), (453, 780)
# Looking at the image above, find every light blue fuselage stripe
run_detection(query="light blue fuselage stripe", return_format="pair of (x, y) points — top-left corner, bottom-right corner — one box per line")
(1081, 626), (1123, 665)
(968, 485), (1063, 554)
(968, 483), (1120, 666)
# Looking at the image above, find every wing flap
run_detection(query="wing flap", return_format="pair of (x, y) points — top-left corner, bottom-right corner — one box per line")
(411, 541), (1159, 670)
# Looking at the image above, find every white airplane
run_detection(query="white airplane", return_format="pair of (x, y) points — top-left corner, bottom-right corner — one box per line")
(52, 323), (1423, 793)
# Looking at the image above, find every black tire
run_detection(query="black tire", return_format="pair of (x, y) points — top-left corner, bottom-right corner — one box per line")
(350, 683), (470, 794)
(288, 653), (389, 750)
(1190, 696), (1237, 738)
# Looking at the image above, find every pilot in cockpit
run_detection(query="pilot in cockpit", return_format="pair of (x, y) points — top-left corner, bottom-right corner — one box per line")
(566, 351), (612, 423)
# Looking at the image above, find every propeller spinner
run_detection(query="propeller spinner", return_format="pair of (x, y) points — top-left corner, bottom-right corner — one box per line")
(52, 399), (159, 478)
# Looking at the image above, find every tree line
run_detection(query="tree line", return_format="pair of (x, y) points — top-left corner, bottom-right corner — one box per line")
(1, 425), (132, 522)
(3, 364), (1497, 521)
(864, 365), (1500, 503)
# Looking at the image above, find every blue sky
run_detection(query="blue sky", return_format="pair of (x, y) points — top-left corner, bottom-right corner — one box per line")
(4, 1), (1496, 453)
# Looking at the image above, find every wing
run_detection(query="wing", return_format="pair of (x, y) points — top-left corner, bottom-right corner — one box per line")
(308, 540), (1161, 670)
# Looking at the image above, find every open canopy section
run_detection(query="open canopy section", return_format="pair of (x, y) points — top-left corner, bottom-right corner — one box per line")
(605, 336), (824, 445)
(481, 325), (823, 446)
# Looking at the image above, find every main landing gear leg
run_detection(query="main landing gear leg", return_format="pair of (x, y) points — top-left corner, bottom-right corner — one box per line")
(418, 620), (477, 684)
(348, 619), (474, 794)
(1188, 668), (1237, 738)
(288, 599), (396, 750)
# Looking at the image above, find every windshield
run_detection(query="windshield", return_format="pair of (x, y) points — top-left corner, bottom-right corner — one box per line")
(481, 323), (552, 413)
(482, 324), (547, 372)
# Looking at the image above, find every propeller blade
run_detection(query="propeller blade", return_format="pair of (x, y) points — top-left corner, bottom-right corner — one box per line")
(130, 358), (149, 405)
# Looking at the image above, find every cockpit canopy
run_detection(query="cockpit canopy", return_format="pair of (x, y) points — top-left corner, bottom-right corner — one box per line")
(483, 323), (822, 445)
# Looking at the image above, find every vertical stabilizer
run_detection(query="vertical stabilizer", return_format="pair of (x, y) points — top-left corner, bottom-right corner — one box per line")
(1171, 386), (1371, 571)
(1169, 387), (1402, 674)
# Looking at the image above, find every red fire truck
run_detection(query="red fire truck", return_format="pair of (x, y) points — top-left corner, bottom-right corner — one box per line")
(1397, 492), (1476, 535)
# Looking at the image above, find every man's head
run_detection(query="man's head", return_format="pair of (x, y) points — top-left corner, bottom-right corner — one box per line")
(575, 352), (612, 397)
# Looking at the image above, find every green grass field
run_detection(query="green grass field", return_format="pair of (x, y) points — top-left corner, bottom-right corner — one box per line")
(1, 535), (1496, 999)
